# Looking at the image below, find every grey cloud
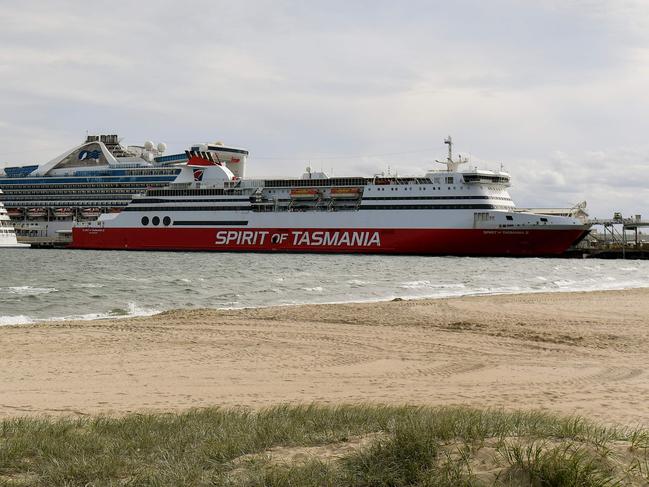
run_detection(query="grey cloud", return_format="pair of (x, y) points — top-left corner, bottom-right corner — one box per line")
(1, 0), (649, 218)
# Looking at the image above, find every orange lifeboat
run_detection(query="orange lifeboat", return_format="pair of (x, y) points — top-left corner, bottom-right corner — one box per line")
(26, 208), (47, 219)
(53, 207), (74, 218)
(290, 188), (320, 199)
(6, 208), (23, 218)
(330, 187), (361, 199)
(81, 207), (102, 218)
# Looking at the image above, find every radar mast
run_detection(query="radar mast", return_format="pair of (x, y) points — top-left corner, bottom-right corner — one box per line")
(435, 136), (468, 171)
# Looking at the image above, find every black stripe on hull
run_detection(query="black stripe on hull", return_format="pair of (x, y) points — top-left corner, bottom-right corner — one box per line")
(172, 220), (249, 226)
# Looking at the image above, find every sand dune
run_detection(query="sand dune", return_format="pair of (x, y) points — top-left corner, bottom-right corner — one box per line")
(1, 289), (648, 425)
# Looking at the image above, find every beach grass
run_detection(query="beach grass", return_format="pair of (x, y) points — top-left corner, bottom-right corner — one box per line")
(0, 405), (647, 486)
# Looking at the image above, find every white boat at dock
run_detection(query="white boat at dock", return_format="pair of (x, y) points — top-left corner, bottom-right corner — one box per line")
(0, 190), (29, 248)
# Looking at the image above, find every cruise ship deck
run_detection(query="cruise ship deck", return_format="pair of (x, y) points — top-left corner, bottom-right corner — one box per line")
(0, 135), (190, 239)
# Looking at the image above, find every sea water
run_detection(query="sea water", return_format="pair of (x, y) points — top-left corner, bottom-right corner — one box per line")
(1, 249), (648, 325)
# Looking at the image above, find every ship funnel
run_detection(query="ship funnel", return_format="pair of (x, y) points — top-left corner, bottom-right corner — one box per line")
(199, 142), (249, 179)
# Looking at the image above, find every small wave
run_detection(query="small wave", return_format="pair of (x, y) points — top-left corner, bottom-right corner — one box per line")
(552, 280), (574, 288)
(399, 280), (465, 290)
(304, 286), (324, 292)
(0, 315), (35, 326)
(0, 302), (162, 327)
(400, 280), (431, 289)
(0, 286), (57, 296)
(73, 283), (105, 289)
(347, 279), (368, 286)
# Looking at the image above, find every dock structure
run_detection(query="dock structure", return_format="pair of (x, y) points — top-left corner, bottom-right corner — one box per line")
(575, 214), (649, 259)
(16, 231), (72, 249)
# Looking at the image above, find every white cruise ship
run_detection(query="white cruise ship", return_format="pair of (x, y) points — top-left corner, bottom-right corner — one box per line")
(0, 134), (193, 239)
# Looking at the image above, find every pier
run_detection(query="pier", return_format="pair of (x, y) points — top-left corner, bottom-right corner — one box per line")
(569, 214), (649, 259)
(16, 231), (72, 249)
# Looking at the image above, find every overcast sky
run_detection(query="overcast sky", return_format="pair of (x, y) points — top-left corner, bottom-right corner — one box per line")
(1, 0), (648, 217)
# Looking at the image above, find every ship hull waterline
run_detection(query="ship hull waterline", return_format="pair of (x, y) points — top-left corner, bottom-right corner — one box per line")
(71, 226), (587, 256)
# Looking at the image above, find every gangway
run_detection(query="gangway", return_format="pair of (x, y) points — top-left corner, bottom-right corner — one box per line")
(586, 214), (649, 258)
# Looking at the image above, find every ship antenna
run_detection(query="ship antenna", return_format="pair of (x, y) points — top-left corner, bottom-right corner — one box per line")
(446, 135), (453, 165)
(435, 135), (467, 171)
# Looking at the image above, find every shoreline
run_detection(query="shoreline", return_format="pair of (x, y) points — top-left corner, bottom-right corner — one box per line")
(3, 283), (649, 328)
(1, 288), (648, 425)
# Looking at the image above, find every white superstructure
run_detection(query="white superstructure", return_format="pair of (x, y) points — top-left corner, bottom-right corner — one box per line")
(0, 190), (29, 248)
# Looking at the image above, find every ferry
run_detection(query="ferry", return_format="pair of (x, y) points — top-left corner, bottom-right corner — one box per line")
(0, 190), (29, 248)
(0, 134), (234, 239)
(71, 138), (590, 256)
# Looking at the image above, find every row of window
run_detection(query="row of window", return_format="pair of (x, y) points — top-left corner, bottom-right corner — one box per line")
(0, 183), (167, 190)
(135, 198), (250, 204)
(362, 196), (512, 201)
(5, 202), (128, 207)
(147, 188), (247, 197)
(73, 168), (180, 177)
(359, 204), (507, 210)
(1, 189), (141, 196)
(463, 175), (510, 184)
(4, 195), (133, 202)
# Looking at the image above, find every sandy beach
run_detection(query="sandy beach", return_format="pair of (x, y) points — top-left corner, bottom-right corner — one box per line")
(1, 288), (648, 425)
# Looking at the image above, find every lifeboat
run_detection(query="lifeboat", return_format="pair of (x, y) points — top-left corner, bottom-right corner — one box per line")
(6, 208), (23, 218)
(290, 188), (320, 199)
(330, 187), (361, 199)
(80, 207), (102, 218)
(27, 207), (47, 219)
(53, 207), (74, 218)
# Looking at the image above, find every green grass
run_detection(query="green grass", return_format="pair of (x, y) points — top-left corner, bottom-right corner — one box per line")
(0, 405), (647, 486)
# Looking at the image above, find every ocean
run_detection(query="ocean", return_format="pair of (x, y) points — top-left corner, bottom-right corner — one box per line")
(1, 249), (648, 326)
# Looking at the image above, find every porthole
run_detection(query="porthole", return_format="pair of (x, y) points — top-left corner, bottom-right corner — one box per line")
(141, 216), (149, 226)
(152, 216), (160, 226)
(163, 216), (171, 226)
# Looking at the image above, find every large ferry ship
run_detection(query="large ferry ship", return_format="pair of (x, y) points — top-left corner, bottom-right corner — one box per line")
(72, 138), (590, 256)
(0, 190), (29, 248)
(0, 135), (247, 239)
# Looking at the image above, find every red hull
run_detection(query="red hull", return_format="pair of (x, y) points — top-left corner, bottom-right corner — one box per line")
(71, 227), (586, 256)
